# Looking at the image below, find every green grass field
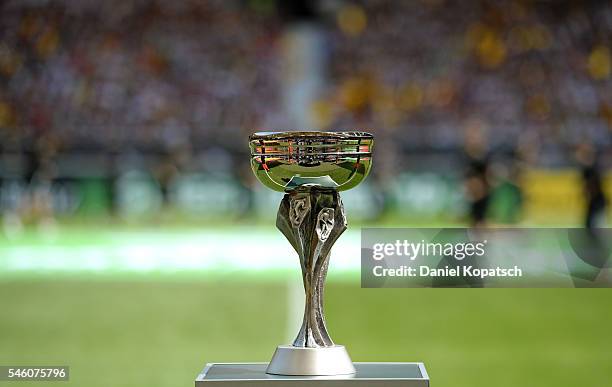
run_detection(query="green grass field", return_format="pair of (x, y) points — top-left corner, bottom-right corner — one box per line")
(1, 280), (611, 387)
(1, 224), (611, 387)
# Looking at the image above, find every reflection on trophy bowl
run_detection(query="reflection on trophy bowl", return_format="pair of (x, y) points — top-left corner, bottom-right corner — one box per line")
(249, 131), (374, 192)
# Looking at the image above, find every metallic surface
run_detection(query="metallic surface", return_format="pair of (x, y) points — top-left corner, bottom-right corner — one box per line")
(196, 363), (429, 387)
(249, 131), (373, 192)
(266, 345), (355, 376)
(249, 131), (374, 376)
(276, 188), (346, 348)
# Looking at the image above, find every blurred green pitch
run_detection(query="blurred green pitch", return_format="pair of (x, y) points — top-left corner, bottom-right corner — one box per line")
(0, 226), (611, 387)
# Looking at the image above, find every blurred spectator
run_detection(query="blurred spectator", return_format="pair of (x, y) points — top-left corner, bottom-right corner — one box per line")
(463, 119), (491, 226)
(487, 150), (524, 225)
(576, 142), (608, 228)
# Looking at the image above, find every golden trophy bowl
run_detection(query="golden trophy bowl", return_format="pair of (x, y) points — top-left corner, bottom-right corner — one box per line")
(249, 131), (373, 192)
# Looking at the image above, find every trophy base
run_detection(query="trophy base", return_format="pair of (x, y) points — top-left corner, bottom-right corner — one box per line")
(267, 345), (355, 376)
(195, 362), (429, 386)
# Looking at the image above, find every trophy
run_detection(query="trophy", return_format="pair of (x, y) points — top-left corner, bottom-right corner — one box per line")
(250, 131), (373, 376)
(195, 131), (429, 386)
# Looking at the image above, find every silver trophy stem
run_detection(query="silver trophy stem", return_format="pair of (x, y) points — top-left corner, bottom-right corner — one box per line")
(267, 187), (355, 376)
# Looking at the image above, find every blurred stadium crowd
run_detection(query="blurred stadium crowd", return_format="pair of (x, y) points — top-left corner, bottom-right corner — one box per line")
(0, 0), (610, 226)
